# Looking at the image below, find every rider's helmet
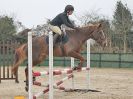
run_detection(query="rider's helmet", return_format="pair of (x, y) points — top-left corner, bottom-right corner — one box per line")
(64, 5), (74, 13)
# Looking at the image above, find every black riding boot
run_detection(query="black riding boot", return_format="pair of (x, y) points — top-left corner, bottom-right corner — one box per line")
(53, 33), (59, 47)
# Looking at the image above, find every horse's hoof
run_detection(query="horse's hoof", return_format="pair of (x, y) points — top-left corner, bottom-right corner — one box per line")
(33, 77), (36, 82)
(25, 86), (28, 92)
(16, 80), (19, 83)
(77, 66), (82, 70)
(77, 68), (82, 72)
(72, 66), (78, 70)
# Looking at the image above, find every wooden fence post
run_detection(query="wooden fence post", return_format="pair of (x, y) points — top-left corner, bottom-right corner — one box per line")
(0, 40), (19, 83)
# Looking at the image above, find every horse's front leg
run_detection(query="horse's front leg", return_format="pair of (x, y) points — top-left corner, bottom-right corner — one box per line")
(24, 66), (36, 92)
(68, 51), (85, 69)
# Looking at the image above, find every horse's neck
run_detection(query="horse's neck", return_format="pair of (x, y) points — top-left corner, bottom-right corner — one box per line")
(66, 28), (91, 43)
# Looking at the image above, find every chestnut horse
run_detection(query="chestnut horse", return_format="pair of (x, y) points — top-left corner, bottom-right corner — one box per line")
(12, 23), (107, 89)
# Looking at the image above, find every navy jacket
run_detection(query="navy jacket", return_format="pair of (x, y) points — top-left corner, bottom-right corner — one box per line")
(50, 12), (75, 29)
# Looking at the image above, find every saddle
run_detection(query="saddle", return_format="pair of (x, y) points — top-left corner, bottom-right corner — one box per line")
(46, 33), (69, 45)
(45, 32), (68, 55)
(46, 24), (68, 45)
(46, 24), (69, 54)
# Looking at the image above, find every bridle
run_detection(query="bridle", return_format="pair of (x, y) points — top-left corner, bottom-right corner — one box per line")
(90, 29), (106, 42)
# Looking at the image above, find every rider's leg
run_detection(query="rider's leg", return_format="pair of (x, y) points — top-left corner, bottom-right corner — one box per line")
(53, 33), (60, 46)
(49, 25), (62, 47)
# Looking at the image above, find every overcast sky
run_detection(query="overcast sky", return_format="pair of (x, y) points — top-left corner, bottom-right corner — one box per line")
(0, 0), (133, 28)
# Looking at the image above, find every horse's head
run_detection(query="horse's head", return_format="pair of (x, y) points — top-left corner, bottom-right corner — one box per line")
(90, 23), (107, 47)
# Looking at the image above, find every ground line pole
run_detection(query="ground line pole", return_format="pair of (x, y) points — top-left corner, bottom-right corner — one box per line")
(49, 31), (54, 99)
(28, 31), (33, 99)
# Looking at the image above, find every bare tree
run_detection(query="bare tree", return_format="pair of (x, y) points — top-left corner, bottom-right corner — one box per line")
(75, 10), (103, 25)
(75, 10), (113, 52)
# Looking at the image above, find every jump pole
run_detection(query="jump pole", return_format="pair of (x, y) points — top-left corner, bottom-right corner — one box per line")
(87, 39), (90, 89)
(70, 57), (74, 89)
(48, 31), (54, 99)
(28, 31), (33, 99)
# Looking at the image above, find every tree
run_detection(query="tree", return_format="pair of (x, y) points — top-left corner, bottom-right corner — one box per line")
(0, 15), (16, 40)
(113, 1), (133, 53)
(76, 11), (112, 38)
(76, 11), (101, 25)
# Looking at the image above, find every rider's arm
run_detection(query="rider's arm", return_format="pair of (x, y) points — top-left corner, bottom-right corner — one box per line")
(67, 18), (74, 26)
(60, 14), (75, 29)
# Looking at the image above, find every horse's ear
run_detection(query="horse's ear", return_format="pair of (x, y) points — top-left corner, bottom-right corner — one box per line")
(96, 23), (102, 30)
(98, 23), (102, 28)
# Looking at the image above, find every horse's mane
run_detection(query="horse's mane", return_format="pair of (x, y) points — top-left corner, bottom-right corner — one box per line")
(81, 23), (95, 27)
(39, 23), (99, 38)
(65, 23), (95, 36)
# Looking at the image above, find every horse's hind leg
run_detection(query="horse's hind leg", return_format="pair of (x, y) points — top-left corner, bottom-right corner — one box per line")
(68, 51), (85, 69)
(25, 54), (47, 91)
(12, 46), (27, 77)
(24, 64), (37, 91)
(24, 66), (29, 91)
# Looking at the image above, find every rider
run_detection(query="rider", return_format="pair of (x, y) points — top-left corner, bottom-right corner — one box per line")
(50, 5), (78, 46)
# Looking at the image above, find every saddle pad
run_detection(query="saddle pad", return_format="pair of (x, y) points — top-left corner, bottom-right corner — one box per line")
(46, 34), (68, 44)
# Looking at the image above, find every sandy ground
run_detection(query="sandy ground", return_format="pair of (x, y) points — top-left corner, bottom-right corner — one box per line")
(0, 67), (133, 99)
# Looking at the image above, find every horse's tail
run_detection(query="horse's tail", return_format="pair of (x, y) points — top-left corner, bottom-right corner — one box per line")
(11, 44), (27, 76)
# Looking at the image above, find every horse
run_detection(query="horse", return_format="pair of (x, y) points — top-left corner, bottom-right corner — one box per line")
(11, 23), (107, 90)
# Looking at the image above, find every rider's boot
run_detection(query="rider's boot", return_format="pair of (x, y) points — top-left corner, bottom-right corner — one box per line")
(53, 33), (60, 47)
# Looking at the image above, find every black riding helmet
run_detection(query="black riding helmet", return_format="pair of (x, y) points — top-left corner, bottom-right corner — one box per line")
(64, 5), (74, 13)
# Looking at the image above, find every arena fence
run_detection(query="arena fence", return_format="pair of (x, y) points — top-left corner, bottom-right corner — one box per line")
(32, 53), (133, 68)
(0, 40), (19, 83)
(91, 53), (133, 68)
